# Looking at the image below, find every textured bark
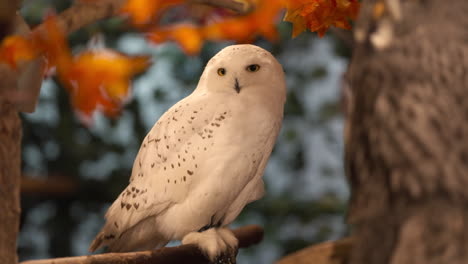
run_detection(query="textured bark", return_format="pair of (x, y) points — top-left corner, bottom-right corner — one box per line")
(346, 0), (468, 263)
(0, 0), (20, 40)
(0, 2), (23, 262)
(21, 225), (263, 264)
(0, 100), (22, 264)
(276, 238), (353, 264)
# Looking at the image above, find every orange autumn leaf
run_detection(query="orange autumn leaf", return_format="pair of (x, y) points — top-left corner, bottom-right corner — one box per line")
(42, 18), (150, 118)
(35, 17), (150, 119)
(148, 24), (203, 55)
(0, 15), (150, 121)
(0, 35), (39, 69)
(34, 16), (74, 75)
(120, 0), (183, 26)
(64, 50), (150, 119)
(147, 0), (285, 55)
(284, 0), (360, 37)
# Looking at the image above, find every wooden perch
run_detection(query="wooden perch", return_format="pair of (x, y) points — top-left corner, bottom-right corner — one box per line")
(20, 225), (264, 264)
(276, 237), (353, 264)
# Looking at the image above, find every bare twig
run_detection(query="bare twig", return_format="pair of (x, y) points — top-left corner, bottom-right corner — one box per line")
(276, 237), (353, 264)
(33, 0), (126, 35)
(192, 0), (255, 14)
(20, 225), (264, 264)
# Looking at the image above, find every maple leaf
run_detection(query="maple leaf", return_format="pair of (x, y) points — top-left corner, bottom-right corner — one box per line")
(284, 0), (360, 37)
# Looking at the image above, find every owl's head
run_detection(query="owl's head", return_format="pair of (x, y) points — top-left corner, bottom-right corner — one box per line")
(196, 45), (286, 102)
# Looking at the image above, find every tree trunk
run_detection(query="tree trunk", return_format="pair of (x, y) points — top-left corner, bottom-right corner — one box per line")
(0, 2), (23, 262)
(0, 101), (22, 264)
(345, 0), (468, 263)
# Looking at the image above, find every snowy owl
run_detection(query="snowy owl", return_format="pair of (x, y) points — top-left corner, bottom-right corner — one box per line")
(89, 44), (286, 261)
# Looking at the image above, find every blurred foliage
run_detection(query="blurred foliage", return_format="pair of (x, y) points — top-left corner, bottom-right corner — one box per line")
(18, 1), (352, 263)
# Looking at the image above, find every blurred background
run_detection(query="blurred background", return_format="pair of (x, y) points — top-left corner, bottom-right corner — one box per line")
(18, 0), (351, 263)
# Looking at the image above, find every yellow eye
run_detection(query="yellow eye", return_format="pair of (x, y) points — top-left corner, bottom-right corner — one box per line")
(217, 68), (226, 76)
(246, 64), (260, 72)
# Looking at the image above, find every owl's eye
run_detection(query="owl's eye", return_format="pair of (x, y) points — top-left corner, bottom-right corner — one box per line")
(217, 68), (226, 76)
(246, 64), (260, 72)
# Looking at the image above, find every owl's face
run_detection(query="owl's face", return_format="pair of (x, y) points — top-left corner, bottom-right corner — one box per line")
(197, 45), (286, 101)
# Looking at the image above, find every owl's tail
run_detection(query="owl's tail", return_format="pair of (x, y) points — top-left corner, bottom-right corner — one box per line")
(89, 231), (106, 252)
(89, 225), (117, 252)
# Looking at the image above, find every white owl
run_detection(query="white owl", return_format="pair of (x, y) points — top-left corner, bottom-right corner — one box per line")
(89, 44), (286, 261)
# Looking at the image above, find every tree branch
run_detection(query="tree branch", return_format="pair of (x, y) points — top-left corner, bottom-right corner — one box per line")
(276, 237), (353, 264)
(32, 0), (254, 36)
(33, 0), (127, 35)
(192, 0), (255, 14)
(20, 225), (264, 264)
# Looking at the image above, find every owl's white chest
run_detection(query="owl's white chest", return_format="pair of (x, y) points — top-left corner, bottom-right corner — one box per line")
(217, 93), (278, 142)
(152, 91), (281, 240)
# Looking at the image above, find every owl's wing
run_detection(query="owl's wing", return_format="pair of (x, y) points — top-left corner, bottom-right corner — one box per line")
(90, 94), (229, 252)
(246, 119), (282, 203)
(221, 115), (282, 226)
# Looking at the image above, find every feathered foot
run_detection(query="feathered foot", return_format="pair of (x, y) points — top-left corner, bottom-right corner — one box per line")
(182, 227), (238, 264)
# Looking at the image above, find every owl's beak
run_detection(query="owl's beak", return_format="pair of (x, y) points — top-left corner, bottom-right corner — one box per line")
(234, 78), (241, 93)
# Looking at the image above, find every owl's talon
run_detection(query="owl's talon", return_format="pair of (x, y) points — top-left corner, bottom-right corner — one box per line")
(214, 251), (237, 264)
(182, 227), (238, 263)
